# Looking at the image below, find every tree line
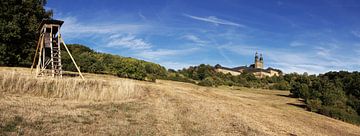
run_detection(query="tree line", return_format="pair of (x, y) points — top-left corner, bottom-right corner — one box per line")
(61, 44), (167, 81)
(173, 64), (290, 90)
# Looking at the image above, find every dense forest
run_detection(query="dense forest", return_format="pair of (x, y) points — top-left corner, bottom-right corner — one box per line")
(0, 0), (359, 125)
(0, 0), (52, 66)
(289, 72), (360, 124)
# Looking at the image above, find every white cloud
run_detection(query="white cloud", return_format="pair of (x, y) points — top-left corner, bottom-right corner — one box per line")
(351, 30), (360, 38)
(315, 46), (331, 57)
(289, 41), (304, 47)
(182, 34), (207, 46)
(136, 48), (199, 60)
(158, 61), (197, 70)
(59, 16), (145, 37)
(183, 14), (245, 27)
(107, 34), (151, 50)
(138, 11), (147, 21)
(218, 44), (260, 56)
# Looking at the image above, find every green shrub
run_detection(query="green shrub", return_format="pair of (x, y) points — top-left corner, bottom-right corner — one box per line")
(319, 106), (360, 124)
(198, 77), (215, 87)
(146, 74), (156, 82)
(270, 81), (290, 90)
(306, 99), (322, 112)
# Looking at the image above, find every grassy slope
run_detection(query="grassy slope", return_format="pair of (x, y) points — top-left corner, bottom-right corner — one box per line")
(0, 67), (359, 136)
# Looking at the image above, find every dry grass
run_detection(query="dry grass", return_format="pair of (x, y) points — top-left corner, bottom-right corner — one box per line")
(0, 70), (144, 101)
(0, 67), (360, 136)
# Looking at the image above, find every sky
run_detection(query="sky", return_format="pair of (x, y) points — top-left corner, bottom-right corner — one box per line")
(46, 0), (360, 74)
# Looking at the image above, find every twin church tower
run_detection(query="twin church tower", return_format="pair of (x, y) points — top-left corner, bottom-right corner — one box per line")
(254, 52), (264, 69)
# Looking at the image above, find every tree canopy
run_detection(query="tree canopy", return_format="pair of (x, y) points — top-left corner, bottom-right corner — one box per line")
(0, 0), (52, 66)
(289, 71), (360, 124)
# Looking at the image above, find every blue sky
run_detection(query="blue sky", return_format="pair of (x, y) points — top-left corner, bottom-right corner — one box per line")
(46, 0), (360, 74)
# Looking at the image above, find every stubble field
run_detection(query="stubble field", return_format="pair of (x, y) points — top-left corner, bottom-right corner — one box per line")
(0, 67), (359, 136)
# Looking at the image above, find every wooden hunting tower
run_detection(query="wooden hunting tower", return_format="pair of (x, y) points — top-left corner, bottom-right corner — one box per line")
(31, 19), (84, 79)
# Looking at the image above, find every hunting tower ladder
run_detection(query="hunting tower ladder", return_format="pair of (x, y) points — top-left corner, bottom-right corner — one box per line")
(31, 19), (84, 79)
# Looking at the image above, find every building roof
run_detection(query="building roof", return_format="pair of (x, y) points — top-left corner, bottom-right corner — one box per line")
(214, 64), (242, 73)
(216, 64), (283, 74)
(38, 19), (64, 32)
(266, 67), (283, 74)
(40, 19), (64, 26)
(232, 66), (248, 70)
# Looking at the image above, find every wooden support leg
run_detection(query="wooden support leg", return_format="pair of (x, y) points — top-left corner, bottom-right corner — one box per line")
(60, 35), (84, 79)
(31, 33), (44, 72)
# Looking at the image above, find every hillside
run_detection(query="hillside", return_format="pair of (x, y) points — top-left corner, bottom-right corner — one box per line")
(1, 67), (359, 136)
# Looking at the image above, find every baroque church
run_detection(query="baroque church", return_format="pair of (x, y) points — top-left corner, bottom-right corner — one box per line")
(215, 52), (282, 78)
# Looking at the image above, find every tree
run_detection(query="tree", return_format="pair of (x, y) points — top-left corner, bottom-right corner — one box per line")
(0, 0), (52, 66)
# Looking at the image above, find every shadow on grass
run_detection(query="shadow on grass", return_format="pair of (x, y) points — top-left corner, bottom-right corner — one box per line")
(287, 103), (306, 109)
(62, 73), (79, 77)
(275, 94), (306, 102)
(275, 94), (293, 98)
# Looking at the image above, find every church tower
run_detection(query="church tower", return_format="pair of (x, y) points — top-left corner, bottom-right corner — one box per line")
(259, 53), (264, 69)
(254, 52), (264, 69)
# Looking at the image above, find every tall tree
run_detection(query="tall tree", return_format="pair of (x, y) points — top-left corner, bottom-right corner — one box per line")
(0, 0), (52, 66)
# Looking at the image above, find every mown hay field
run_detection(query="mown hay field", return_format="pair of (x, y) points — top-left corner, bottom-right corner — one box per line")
(0, 67), (359, 136)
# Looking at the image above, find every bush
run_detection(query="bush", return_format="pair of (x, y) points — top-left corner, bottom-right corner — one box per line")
(163, 72), (196, 84)
(198, 77), (215, 87)
(319, 106), (360, 124)
(270, 81), (290, 90)
(146, 74), (156, 82)
(306, 99), (322, 112)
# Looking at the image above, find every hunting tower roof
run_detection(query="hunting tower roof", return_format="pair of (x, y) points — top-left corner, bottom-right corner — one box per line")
(38, 19), (64, 31)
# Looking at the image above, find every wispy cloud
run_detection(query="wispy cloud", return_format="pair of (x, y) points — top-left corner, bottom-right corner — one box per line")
(158, 61), (197, 70)
(107, 34), (152, 50)
(183, 14), (245, 27)
(60, 16), (146, 37)
(218, 44), (260, 56)
(136, 48), (199, 60)
(289, 41), (305, 47)
(315, 46), (331, 57)
(182, 34), (207, 46)
(351, 30), (360, 38)
(138, 11), (147, 21)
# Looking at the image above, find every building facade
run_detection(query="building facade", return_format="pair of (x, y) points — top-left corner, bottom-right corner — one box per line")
(214, 52), (282, 78)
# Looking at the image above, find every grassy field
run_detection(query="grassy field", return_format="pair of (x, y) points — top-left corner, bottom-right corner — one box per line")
(0, 67), (359, 136)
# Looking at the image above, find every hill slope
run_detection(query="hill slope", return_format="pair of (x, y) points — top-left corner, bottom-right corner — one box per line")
(0, 67), (359, 135)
